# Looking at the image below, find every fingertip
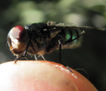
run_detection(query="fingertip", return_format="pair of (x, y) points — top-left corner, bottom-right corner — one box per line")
(0, 60), (97, 91)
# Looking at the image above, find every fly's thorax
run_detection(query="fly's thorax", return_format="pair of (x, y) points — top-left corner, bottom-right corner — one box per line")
(26, 39), (47, 55)
(27, 40), (39, 54)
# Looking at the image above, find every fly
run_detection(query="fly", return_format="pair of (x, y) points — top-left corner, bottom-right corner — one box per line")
(7, 22), (106, 63)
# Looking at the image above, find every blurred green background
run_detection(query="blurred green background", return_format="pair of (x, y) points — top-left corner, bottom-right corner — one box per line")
(0, 0), (106, 90)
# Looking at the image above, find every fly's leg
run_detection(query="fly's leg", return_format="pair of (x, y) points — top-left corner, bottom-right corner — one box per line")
(14, 55), (28, 63)
(38, 55), (46, 60)
(40, 55), (45, 60)
(34, 55), (38, 60)
(58, 40), (62, 63)
(23, 38), (31, 56)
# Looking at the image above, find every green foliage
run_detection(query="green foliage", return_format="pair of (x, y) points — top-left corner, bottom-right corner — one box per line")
(1, 0), (106, 27)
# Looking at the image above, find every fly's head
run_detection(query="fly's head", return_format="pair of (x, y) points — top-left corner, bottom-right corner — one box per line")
(7, 25), (28, 56)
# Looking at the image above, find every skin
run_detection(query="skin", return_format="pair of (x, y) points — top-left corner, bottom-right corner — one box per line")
(0, 60), (97, 91)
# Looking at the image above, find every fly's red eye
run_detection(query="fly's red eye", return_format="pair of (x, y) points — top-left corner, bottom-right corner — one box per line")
(14, 25), (25, 41)
(15, 26), (24, 32)
(9, 25), (26, 41)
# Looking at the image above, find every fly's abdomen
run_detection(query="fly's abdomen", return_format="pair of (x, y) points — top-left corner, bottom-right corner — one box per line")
(61, 28), (85, 49)
(64, 29), (83, 43)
